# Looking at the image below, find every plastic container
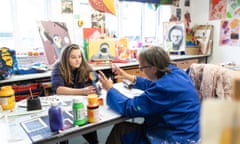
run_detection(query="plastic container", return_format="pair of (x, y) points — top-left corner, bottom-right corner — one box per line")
(72, 98), (87, 126)
(48, 102), (63, 132)
(27, 96), (42, 111)
(0, 86), (16, 110)
(87, 94), (99, 107)
(87, 105), (100, 123)
(87, 94), (100, 123)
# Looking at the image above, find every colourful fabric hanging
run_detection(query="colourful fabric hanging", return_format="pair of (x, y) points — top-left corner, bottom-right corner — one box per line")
(119, 0), (172, 4)
(0, 47), (18, 80)
(89, 0), (116, 15)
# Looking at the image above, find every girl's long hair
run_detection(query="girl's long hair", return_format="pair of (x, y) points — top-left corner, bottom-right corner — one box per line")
(58, 44), (93, 85)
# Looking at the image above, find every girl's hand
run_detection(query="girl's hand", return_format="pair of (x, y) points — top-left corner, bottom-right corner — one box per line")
(98, 71), (113, 91)
(82, 85), (96, 95)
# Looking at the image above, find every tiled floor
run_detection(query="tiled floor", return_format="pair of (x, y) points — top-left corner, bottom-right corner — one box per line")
(69, 126), (113, 144)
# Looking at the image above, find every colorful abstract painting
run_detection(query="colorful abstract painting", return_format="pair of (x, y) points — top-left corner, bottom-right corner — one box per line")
(209, 0), (227, 20)
(227, 0), (240, 18)
(219, 19), (240, 46)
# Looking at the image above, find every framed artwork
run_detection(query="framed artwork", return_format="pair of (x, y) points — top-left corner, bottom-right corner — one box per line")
(195, 25), (214, 55)
(163, 22), (185, 52)
(37, 21), (71, 65)
(61, 0), (73, 14)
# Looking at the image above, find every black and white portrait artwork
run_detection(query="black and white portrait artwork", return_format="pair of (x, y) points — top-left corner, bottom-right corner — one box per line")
(164, 22), (185, 51)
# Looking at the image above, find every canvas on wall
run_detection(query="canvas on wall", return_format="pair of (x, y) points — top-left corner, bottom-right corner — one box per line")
(163, 22), (185, 52)
(37, 21), (71, 65)
(83, 28), (102, 61)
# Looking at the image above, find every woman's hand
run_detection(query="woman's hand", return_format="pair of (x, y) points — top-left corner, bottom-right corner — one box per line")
(112, 64), (135, 83)
(98, 71), (113, 91)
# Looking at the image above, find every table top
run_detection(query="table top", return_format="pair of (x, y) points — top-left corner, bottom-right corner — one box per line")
(0, 83), (143, 144)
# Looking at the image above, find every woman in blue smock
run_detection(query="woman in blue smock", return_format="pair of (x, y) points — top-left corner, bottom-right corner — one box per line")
(51, 44), (99, 144)
(98, 46), (200, 144)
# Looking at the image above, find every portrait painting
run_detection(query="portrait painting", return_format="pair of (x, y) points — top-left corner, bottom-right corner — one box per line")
(163, 22), (185, 52)
(37, 21), (71, 65)
(88, 39), (116, 62)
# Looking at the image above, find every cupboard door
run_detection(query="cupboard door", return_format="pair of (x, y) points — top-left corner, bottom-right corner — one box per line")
(125, 68), (144, 77)
(117, 66), (145, 82)
(175, 59), (199, 69)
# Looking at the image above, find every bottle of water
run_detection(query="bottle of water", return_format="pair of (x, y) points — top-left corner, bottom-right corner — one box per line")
(48, 102), (63, 132)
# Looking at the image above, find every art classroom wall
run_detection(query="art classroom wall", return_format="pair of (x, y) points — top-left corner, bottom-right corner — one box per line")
(191, 0), (240, 64)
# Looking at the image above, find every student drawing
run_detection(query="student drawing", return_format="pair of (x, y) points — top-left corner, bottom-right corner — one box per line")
(164, 22), (185, 52)
(168, 25), (184, 51)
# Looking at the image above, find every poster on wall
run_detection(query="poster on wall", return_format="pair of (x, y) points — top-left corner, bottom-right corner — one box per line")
(163, 22), (185, 52)
(61, 0), (73, 14)
(219, 19), (240, 46)
(37, 21), (71, 65)
(227, 0), (240, 18)
(209, 0), (227, 20)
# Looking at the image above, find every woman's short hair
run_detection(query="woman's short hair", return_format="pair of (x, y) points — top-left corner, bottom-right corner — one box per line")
(138, 46), (172, 78)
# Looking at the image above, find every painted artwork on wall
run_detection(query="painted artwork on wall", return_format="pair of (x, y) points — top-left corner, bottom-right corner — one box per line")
(209, 0), (227, 20)
(88, 39), (117, 62)
(219, 19), (240, 46)
(37, 21), (71, 65)
(163, 22), (185, 52)
(227, 0), (240, 18)
(83, 28), (102, 61)
(209, 0), (240, 20)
